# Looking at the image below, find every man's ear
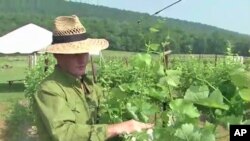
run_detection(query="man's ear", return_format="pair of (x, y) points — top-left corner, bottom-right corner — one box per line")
(53, 54), (62, 64)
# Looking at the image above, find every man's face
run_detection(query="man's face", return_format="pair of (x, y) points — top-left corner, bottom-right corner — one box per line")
(55, 53), (89, 78)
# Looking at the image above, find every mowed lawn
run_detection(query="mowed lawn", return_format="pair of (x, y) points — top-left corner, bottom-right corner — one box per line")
(0, 55), (28, 82)
(0, 55), (28, 115)
(0, 56), (26, 100)
(0, 55), (28, 140)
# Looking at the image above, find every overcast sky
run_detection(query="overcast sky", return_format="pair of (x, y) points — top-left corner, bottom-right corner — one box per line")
(78, 0), (250, 35)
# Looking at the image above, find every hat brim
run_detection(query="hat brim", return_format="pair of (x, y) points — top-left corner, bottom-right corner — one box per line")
(39, 38), (109, 54)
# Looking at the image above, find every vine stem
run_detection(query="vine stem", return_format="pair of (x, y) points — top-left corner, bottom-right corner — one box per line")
(195, 77), (216, 90)
(195, 77), (232, 104)
(210, 108), (218, 133)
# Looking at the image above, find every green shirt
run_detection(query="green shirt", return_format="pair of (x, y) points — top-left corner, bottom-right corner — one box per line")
(34, 66), (107, 141)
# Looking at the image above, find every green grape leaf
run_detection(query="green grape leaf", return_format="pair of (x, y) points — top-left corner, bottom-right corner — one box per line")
(200, 122), (216, 141)
(184, 85), (209, 101)
(242, 120), (250, 124)
(209, 89), (223, 103)
(174, 123), (201, 141)
(153, 63), (165, 76)
(219, 115), (243, 128)
(146, 43), (160, 51)
(138, 112), (149, 122)
(126, 103), (139, 120)
(153, 127), (176, 141)
(166, 75), (180, 87)
(230, 70), (250, 88)
(165, 70), (182, 77)
(161, 41), (170, 48)
(158, 70), (181, 87)
(203, 121), (216, 132)
(139, 101), (158, 115)
(149, 27), (159, 33)
(170, 99), (200, 118)
(200, 132), (215, 141)
(132, 53), (152, 68)
(239, 88), (250, 102)
(147, 88), (166, 101)
(110, 87), (127, 100)
(196, 99), (229, 110)
(195, 89), (229, 110)
(185, 87), (229, 110)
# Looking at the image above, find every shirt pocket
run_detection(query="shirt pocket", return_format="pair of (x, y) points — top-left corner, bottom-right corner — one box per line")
(75, 99), (92, 124)
(71, 105), (81, 114)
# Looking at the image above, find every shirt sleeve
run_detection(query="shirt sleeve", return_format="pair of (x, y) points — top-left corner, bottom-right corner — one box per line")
(34, 82), (108, 141)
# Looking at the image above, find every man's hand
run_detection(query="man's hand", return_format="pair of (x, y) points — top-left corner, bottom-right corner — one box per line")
(107, 119), (154, 138)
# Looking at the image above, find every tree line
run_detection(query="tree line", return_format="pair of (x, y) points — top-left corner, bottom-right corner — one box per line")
(0, 0), (249, 56)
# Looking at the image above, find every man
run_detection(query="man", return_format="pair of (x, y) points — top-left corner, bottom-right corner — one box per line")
(34, 15), (153, 141)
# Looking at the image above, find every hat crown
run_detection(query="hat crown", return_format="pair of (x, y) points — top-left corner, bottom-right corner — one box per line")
(41, 15), (109, 54)
(53, 15), (86, 36)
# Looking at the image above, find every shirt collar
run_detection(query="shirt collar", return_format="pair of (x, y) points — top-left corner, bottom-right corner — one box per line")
(53, 66), (92, 94)
(53, 65), (81, 86)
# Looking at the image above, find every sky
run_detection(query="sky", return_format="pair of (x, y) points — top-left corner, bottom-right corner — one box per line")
(78, 0), (250, 35)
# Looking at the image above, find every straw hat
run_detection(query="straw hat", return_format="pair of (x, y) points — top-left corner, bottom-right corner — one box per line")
(43, 15), (109, 54)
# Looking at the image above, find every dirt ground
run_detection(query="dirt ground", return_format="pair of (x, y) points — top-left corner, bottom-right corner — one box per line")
(0, 105), (7, 141)
(0, 103), (8, 116)
(0, 120), (6, 141)
(0, 101), (38, 141)
(216, 125), (229, 141)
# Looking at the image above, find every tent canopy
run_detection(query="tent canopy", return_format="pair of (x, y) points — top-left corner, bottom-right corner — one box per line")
(0, 23), (52, 54)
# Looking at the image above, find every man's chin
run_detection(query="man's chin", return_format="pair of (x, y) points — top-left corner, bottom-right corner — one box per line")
(77, 72), (85, 77)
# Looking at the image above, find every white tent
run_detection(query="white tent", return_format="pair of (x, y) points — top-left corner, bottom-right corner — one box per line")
(0, 23), (52, 54)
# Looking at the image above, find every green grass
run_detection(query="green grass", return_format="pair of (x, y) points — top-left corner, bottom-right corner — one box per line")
(0, 92), (24, 119)
(0, 81), (25, 119)
(0, 55), (28, 82)
(0, 55), (27, 94)
(0, 55), (27, 120)
(0, 91), (24, 102)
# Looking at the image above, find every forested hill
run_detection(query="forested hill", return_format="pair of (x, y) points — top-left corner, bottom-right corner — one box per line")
(0, 0), (250, 56)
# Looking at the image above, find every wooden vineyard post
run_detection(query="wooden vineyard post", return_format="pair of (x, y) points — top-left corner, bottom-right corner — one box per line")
(164, 50), (172, 69)
(124, 57), (128, 67)
(28, 55), (32, 69)
(199, 54), (202, 62)
(214, 54), (218, 67)
(90, 56), (97, 83)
